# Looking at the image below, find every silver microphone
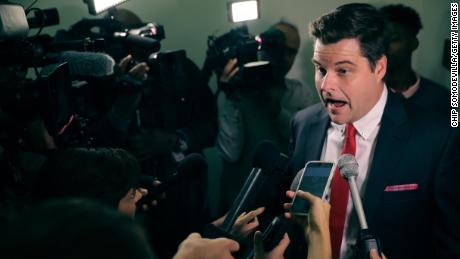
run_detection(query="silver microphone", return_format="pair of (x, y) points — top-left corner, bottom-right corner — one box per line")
(338, 154), (383, 258)
(338, 154), (368, 229)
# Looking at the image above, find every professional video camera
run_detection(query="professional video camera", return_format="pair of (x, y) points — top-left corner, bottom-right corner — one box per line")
(203, 1), (286, 93)
(205, 24), (289, 92)
(0, 2), (75, 132)
(0, 2), (108, 151)
(206, 25), (259, 72)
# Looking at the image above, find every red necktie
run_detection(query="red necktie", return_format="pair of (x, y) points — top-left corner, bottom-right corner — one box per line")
(329, 123), (357, 259)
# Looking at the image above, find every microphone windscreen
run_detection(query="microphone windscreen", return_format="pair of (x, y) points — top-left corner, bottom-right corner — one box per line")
(176, 153), (208, 178)
(338, 154), (359, 178)
(59, 51), (115, 77)
(252, 140), (281, 172)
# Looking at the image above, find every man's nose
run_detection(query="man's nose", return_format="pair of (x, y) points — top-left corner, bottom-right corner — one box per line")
(320, 73), (337, 93)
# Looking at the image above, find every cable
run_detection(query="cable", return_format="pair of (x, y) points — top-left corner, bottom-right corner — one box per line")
(25, 0), (38, 12)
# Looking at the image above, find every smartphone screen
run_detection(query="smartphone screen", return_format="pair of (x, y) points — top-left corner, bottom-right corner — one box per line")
(290, 161), (335, 215)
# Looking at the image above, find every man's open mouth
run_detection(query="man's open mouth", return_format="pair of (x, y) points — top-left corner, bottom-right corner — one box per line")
(325, 98), (347, 108)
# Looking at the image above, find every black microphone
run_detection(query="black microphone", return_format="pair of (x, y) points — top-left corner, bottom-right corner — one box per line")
(139, 153), (207, 202)
(57, 51), (115, 78)
(338, 154), (382, 259)
(221, 140), (290, 232)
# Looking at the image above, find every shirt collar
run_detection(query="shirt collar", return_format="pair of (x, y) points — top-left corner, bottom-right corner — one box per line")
(389, 73), (420, 98)
(331, 86), (388, 140)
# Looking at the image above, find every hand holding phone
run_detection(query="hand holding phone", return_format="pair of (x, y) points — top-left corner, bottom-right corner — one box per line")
(290, 161), (335, 216)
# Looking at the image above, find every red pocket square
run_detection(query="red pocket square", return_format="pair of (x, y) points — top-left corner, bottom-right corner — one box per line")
(384, 183), (418, 192)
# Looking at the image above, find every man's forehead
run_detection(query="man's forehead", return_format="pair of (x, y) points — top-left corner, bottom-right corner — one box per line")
(313, 39), (364, 62)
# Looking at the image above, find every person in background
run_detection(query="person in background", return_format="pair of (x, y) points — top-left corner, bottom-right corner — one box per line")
(216, 20), (315, 221)
(32, 147), (145, 218)
(380, 4), (450, 113)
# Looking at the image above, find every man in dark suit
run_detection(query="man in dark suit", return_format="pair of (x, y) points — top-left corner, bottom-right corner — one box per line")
(289, 3), (459, 259)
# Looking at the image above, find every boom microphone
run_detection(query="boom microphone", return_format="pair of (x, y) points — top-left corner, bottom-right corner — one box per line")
(338, 154), (382, 259)
(58, 51), (115, 78)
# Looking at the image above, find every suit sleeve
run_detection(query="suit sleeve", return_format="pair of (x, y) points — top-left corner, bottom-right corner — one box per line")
(434, 128), (460, 257)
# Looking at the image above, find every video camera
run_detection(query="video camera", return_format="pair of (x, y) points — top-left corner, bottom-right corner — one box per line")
(204, 0), (287, 93)
(0, 3), (75, 134)
(204, 24), (288, 93)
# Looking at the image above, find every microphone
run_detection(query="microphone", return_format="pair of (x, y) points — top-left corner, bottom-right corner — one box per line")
(58, 51), (115, 78)
(139, 153), (207, 202)
(338, 154), (382, 258)
(220, 140), (290, 232)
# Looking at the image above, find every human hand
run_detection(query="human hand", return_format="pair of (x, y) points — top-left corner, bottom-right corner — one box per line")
(139, 180), (167, 210)
(370, 249), (387, 259)
(212, 207), (265, 241)
(253, 231), (290, 259)
(232, 207), (265, 240)
(283, 190), (330, 236)
(118, 188), (148, 218)
(284, 190), (331, 259)
(173, 233), (240, 259)
(219, 58), (239, 83)
(118, 54), (150, 81)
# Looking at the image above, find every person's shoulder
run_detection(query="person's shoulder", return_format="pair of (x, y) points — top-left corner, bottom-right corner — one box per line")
(419, 76), (447, 90)
(418, 76), (450, 99)
(293, 103), (326, 126)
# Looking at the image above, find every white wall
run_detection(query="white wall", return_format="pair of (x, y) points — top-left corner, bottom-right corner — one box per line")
(16, 0), (452, 215)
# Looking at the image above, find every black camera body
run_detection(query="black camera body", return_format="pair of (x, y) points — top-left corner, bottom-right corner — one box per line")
(206, 25), (259, 73)
(205, 25), (288, 93)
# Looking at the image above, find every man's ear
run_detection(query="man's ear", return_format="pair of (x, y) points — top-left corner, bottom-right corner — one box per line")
(375, 55), (387, 81)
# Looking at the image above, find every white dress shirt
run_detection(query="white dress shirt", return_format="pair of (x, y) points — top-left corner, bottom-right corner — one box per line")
(320, 86), (388, 259)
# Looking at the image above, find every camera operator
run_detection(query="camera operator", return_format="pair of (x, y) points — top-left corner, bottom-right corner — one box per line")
(216, 21), (314, 215)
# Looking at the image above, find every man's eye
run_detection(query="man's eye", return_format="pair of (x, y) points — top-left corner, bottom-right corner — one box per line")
(317, 67), (326, 76)
(338, 69), (349, 75)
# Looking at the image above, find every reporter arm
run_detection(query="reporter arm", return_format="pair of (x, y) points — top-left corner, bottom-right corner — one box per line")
(284, 191), (332, 259)
(434, 129), (460, 257)
(173, 233), (239, 259)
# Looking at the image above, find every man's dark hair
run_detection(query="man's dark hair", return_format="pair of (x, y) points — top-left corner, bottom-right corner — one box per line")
(380, 4), (423, 36)
(309, 3), (387, 70)
(2, 198), (155, 259)
(33, 148), (141, 208)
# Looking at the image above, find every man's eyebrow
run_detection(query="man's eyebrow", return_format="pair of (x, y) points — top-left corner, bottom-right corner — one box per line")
(312, 59), (321, 65)
(311, 60), (356, 66)
(335, 60), (356, 66)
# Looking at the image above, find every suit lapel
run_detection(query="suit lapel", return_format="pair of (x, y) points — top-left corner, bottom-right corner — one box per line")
(304, 108), (329, 162)
(363, 92), (412, 223)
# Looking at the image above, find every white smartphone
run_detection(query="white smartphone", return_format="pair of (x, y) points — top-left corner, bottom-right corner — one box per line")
(290, 161), (336, 216)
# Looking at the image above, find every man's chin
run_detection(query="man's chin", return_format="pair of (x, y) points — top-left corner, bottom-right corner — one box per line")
(328, 112), (350, 125)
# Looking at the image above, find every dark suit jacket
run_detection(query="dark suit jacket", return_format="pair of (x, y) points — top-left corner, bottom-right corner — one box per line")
(289, 91), (460, 258)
